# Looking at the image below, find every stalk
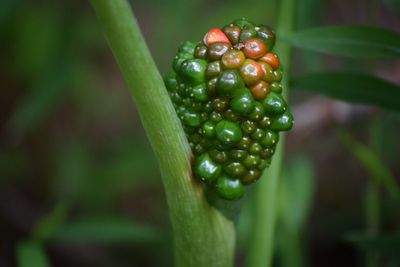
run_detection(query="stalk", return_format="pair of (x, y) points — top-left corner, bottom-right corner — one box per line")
(89, 1), (235, 266)
(246, 0), (297, 266)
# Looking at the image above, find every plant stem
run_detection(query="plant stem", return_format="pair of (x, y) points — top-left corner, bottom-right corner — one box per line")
(89, 1), (235, 266)
(246, 0), (297, 266)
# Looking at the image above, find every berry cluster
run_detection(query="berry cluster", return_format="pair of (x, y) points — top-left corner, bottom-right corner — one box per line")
(164, 18), (293, 200)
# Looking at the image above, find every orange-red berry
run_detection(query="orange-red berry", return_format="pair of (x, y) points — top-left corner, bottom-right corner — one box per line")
(203, 28), (231, 46)
(260, 52), (280, 70)
(250, 81), (270, 100)
(240, 59), (263, 86)
(243, 38), (267, 59)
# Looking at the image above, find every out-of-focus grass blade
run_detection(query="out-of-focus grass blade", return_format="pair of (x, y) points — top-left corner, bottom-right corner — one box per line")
(339, 130), (400, 199)
(50, 217), (160, 243)
(291, 72), (400, 112)
(32, 204), (68, 243)
(279, 157), (315, 230)
(282, 26), (400, 58)
(346, 232), (400, 258)
(277, 157), (315, 267)
(16, 241), (50, 267)
(7, 66), (69, 137)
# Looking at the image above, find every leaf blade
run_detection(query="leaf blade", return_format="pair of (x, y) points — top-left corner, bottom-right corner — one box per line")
(291, 72), (400, 111)
(51, 217), (160, 243)
(282, 26), (400, 58)
(16, 241), (50, 267)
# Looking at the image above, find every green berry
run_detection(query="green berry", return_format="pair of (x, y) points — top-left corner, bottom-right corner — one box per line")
(223, 24), (241, 44)
(233, 18), (254, 28)
(242, 169), (261, 185)
(248, 102), (265, 121)
(216, 174), (245, 200)
(207, 42), (231, 61)
(209, 149), (228, 163)
(173, 52), (193, 73)
(207, 77), (218, 96)
(195, 153), (221, 182)
(239, 25), (257, 42)
(212, 98), (229, 112)
(262, 92), (286, 114)
(273, 69), (282, 82)
(223, 109), (240, 122)
(206, 61), (222, 78)
(170, 92), (182, 105)
(210, 111), (223, 122)
(194, 43), (208, 59)
(201, 121), (215, 138)
(179, 41), (196, 54)
(180, 59), (207, 85)
(260, 130), (279, 147)
(260, 148), (274, 158)
(217, 70), (244, 97)
(251, 128), (265, 140)
(215, 120), (243, 146)
(243, 155), (260, 168)
(258, 158), (271, 170)
(259, 116), (271, 128)
(225, 162), (246, 177)
(228, 149), (248, 161)
(236, 136), (251, 149)
(249, 142), (262, 154)
(256, 25), (275, 51)
(231, 89), (256, 115)
(241, 120), (256, 134)
(270, 111), (294, 131)
(271, 82), (283, 94)
(182, 110), (201, 127)
(164, 72), (178, 92)
(191, 83), (209, 102)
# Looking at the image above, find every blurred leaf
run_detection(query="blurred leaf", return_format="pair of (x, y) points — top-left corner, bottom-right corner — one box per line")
(16, 241), (50, 267)
(277, 157), (315, 267)
(7, 66), (69, 137)
(291, 72), (400, 112)
(295, 0), (323, 72)
(32, 203), (68, 243)
(282, 26), (400, 58)
(0, 0), (22, 26)
(346, 232), (400, 258)
(0, 149), (28, 180)
(13, 6), (64, 79)
(279, 157), (315, 230)
(51, 217), (160, 243)
(339, 130), (400, 199)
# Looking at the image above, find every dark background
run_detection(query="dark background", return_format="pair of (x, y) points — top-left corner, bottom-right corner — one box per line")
(1, 0), (400, 266)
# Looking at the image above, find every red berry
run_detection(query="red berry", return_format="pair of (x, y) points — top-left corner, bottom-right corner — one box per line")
(203, 28), (231, 46)
(243, 38), (267, 59)
(259, 52), (280, 69)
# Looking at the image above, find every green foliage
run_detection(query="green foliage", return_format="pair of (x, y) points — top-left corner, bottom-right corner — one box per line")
(16, 241), (50, 267)
(346, 232), (400, 259)
(51, 217), (160, 243)
(338, 131), (400, 199)
(277, 157), (315, 267)
(291, 72), (400, 112)
(283, 26), (400, 58)
(32, 204), (68, 243)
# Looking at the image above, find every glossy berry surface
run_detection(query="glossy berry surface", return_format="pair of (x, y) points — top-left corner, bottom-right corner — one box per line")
(164, 18), (293, 200)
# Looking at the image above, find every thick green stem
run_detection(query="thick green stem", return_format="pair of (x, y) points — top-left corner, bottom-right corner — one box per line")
(89, 1), (235, 266)
(246, 0), (297, 266)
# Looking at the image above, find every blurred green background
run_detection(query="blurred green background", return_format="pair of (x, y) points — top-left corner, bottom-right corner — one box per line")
(1, 0), (400, 266)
